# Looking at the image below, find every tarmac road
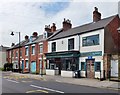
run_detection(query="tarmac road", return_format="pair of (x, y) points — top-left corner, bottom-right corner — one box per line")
(1, 72), (119, 94)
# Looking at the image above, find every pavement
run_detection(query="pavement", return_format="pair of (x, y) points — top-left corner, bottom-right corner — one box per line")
(2, 71), (120, 91)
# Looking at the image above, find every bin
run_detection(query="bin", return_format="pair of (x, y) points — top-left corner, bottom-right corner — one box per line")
(74, 70), (80, 78)
(55, 67), (59, 75)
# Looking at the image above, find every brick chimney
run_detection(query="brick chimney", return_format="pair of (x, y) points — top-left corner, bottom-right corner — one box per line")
(51, 23), (56, 32)
(63, 18), (72, 31)
(45, 25), (51, 32)
(25, 35), (29, 41)
(93, 7), (101, 22)
(32, 32), (38, 37)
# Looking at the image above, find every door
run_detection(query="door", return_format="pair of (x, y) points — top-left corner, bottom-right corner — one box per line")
(31, 61), (36, 73)
(86, 60), (95, 78)
(39, 60), (42, 74)
(22, 60), (24, 71)
(111, 60), (118, 77)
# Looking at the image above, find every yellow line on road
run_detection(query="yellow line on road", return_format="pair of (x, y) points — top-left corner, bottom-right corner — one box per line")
(26, 89), (48, 93)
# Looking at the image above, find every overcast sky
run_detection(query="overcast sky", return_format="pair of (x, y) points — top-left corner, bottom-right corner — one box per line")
(0, 0), (119, 47)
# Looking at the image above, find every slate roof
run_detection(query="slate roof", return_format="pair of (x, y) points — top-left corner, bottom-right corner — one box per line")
(7, 40), (29, 50)
(49, 15), (118, 41)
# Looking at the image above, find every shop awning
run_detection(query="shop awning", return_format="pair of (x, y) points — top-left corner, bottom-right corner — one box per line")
(45, 51), (80, 59)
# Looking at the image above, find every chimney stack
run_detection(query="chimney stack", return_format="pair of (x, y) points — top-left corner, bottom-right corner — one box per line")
(93, 7), (101, 22)
(45, 25), (51, 32)
(51, 23), (56, 32)
(25, 35), (29, 41)
(63, 18), (72, 31)
(32, 32), (38, 37)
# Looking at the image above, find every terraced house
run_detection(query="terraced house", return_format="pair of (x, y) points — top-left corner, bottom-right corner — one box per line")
(6, 23), (58, 74)
(45, 7), (120, 79)
(6, 7), (120, 80)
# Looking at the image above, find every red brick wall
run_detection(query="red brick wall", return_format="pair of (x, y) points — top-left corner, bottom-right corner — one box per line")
(105, 15), (120, 54)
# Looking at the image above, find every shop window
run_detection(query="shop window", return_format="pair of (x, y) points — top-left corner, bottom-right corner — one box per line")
(52, 42), (56, 52)
(81, 62), (85, 71)
(82, 34), (99, 46)
(68, 38), (74, 50)
(95, 62), (101, 71)
(62, 59), (78, 71)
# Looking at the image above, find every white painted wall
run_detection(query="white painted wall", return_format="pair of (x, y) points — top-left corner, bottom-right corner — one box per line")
(0, 51), (7, 68)
(61, 70), (74, 77)
(46, 69), (55, 75)
(111, 60), (118, 77)
(80, 29), (104, 55)
(80, 71), (86, 77)
(48, 35), (79, 52)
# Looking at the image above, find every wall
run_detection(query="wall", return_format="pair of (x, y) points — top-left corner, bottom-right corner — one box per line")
(48, 35), (79, 52)
(80, 29), (104, 55)
(0, 51), (7, 68)
(104, 15), (120, 54)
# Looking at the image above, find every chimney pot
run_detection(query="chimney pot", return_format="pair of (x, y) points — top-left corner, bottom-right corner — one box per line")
(33, 32), (38, 37)
(45, 25), (51, 32)
(25, 35), (29, 40)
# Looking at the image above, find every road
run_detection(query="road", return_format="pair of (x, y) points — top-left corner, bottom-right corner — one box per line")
(1, 72), (119, 94)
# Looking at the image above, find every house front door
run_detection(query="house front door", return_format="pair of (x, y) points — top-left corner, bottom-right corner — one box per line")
(86, 60), (95, 78)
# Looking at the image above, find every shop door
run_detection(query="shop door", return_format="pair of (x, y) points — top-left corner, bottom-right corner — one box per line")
(86, 60), (95, 78)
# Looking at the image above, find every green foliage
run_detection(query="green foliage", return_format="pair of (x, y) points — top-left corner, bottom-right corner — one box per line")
(0, 68), (4, 71)
(4, 63), (13, 71)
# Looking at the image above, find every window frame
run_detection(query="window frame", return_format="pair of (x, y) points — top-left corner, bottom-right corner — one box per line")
(82, 34), (99, 47)
(32, 46), (35, 55)
(95, 62), (101, 71)
(68, 38), (74, 50)
(52, 42), (56, 52)
(39, 44), (43, 53)
(25, 47), (29, 56)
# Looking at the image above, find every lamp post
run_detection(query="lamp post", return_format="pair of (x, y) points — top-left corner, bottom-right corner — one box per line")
(11, 31), (21, 73)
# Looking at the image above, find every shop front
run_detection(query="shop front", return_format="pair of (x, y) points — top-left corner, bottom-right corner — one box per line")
(80, 51), (104, 79)
(45, 51), (80, 77)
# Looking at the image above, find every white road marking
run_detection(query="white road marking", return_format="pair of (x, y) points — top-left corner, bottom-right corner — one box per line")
(30, 84), (64, 93)
(6, 79), (19, 83)
(56, 80), (62, 83)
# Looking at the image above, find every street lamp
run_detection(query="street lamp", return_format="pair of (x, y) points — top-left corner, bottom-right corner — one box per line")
(10, 31), (21, 73)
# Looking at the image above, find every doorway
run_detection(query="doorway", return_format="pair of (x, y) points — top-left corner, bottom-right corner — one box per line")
(86, 59), (95, 78)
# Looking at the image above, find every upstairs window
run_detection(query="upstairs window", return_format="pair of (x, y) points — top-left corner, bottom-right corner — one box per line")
(82, 34), (99, 46)
(39, 44), (43, 53)
(32, 46), (35, 55)
(25, 47), (29, 56)
(20, 50), (22, 57)
(16, 51), (18, 57)
(52, 42), (56, 52)
(68, 38), (74, 50)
